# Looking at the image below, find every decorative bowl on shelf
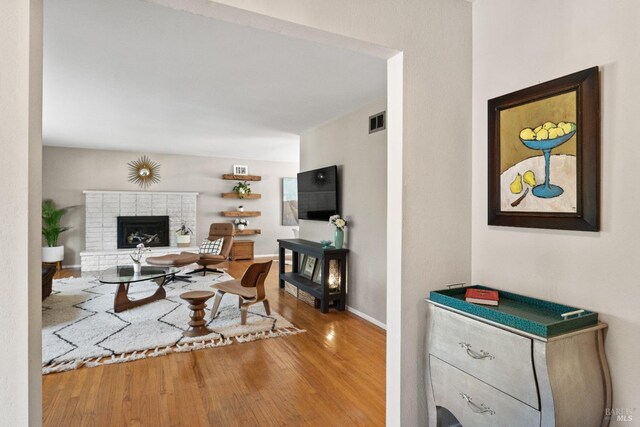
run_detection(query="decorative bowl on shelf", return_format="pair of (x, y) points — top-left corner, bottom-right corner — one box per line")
(320, 240), (332, 248)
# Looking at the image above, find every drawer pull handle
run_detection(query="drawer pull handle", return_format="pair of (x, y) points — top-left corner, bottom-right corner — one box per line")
(459, 392), (495, 415)
(459, 342), (495, 360)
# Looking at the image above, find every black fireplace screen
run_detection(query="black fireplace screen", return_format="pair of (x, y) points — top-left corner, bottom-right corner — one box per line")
(117, 216), (170, 249)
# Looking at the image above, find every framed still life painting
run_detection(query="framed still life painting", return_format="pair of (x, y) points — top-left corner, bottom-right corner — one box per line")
(488, 67), (600, 231)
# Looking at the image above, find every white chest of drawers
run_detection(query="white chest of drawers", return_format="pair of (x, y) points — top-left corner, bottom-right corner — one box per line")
(426, 300), (612, 427)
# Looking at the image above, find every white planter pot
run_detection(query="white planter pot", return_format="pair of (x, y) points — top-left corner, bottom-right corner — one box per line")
(176, 234), (191, 247)
(42, 245), (64, 263)
(237, 224), (246, 231)
(238, 207), (244, 212)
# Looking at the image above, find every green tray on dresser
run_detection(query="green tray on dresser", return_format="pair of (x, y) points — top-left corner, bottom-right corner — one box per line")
(429, 285), (598, 338)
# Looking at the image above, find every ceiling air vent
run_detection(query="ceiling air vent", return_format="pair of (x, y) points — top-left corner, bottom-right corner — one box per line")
(369, 111), (386, 134)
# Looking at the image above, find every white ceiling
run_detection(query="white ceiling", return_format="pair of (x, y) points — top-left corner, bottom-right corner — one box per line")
(43, 0), (386, 162)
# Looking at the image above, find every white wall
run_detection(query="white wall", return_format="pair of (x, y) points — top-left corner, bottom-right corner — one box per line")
(300, 99), (387, 325)
(0, 0), (43, 424)
(472, 0), (640, 417)
(175, 2), (473, 425)
(43, 146), (299, 264)
(4, 1), (471, 425)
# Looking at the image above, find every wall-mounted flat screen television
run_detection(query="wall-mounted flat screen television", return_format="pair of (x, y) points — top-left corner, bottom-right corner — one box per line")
(297, 165), (339, 221)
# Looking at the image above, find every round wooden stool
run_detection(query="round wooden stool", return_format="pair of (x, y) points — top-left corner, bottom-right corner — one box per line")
(180, 290), (216, 337)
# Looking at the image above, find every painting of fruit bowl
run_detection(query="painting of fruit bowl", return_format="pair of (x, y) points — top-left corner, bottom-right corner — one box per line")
(488, 67), (600, 231)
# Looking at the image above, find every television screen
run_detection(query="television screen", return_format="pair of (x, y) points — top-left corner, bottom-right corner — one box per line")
(297, 166), (339, 221)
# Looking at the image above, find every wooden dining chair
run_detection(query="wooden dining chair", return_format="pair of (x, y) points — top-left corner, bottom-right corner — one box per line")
(209, 261), (272, 325)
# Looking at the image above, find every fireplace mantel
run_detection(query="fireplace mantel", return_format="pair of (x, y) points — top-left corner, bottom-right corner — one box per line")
(83, 190), (199, 196)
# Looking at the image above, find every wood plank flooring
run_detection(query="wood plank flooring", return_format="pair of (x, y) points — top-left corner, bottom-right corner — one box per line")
(42, 259), (386, 426)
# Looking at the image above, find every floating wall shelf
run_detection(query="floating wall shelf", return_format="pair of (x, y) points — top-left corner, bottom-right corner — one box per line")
(222, 193), (261, 199)
(222, 174), (262, 181)
(235, 229), (261, 236)
(221, 211), (261, 217)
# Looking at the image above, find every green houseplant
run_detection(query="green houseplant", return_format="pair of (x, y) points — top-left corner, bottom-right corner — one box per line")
(42, 199), (70, 263)
(232, 181), (251, 199)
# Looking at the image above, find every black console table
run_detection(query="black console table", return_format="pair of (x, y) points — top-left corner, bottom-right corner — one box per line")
(278, 239), (348, 313)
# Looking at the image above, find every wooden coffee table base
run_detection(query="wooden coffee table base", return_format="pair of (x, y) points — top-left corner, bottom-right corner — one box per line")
(113, 277), (168, 313)
(180, 291), (216, 337)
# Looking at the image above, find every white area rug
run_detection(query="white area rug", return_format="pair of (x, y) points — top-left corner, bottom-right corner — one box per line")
(42, 271), (303, 374)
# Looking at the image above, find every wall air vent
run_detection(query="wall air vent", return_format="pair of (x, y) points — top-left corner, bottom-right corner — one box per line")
(369, 111), (386, 134)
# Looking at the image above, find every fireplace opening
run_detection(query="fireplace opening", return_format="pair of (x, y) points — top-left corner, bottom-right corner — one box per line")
(117, 216), (170, 249)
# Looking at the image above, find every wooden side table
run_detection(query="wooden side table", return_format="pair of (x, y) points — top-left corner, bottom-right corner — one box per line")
(180, 291), (215, 337)
(230, 240), (254, 260)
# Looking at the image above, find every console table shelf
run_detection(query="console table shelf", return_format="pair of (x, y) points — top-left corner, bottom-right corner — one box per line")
(222, 174), (261, 181)
(278, 239), (348, 313)
(221, 211), (261, 217)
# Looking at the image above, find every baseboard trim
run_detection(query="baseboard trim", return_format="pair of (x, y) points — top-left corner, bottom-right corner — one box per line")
(347, 306), (386, 330)
(62, 264), (80, 269)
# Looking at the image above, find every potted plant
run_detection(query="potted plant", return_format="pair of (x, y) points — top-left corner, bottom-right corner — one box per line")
(130, 243), (151, 273)
(234, 218), (248, 231)
(42, 199), (70, 263)
(329, 214), (348, 249)
(232, 181), (251, 199)
(176, 222), (193, 247)
(237, 205), (244, 212)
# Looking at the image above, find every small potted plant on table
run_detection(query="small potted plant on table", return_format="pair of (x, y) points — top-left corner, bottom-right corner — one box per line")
(176, 222), (193, 247)
(329, 214), (347, 249)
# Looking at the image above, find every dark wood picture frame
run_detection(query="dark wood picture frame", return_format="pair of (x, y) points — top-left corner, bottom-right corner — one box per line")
(488, 67), (600, 231)
(298, 254), (307, 273)
(301, 256), (317, 279)
(312, 263), (322, 285)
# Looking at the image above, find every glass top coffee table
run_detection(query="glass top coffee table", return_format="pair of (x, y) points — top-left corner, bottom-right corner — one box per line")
(99, 266), (181, 313)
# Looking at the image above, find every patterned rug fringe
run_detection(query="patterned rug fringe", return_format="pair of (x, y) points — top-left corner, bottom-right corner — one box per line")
(235, 327), (305, 343)
(42, 328), (305, 374)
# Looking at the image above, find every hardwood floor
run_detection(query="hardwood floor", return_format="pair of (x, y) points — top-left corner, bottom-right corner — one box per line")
(42, 259), (386, 426)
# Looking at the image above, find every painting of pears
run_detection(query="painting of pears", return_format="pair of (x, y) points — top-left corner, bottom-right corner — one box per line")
(499, 91), (578, 213)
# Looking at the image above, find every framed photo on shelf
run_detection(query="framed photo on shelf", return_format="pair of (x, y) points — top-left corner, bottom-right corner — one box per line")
(488, 66), (600, 231)
(312, 264), (322, 285)
(301, 256), (317, 279)
(298, 254), (307, 273)
(233, 165), (249, 175)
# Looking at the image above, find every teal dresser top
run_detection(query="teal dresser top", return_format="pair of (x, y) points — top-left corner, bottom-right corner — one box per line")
(429, 285), (598, 338)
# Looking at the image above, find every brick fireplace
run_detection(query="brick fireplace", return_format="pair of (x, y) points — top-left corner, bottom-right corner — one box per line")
(80, 191), (198, 271)
(117, 216), (170, 248)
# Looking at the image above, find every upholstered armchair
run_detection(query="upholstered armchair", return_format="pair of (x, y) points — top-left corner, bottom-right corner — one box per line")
(185, 223), (234, 276)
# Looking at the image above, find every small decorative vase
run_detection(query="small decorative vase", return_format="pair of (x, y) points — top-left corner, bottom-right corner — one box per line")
(334, 228), (344, 249)
(176, 234), (191, 247)
(238, 224), (246, 231)
(133, 261), (141, 274)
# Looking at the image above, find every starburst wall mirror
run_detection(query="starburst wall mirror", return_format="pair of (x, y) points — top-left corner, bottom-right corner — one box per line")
(127, 155), (160, 189)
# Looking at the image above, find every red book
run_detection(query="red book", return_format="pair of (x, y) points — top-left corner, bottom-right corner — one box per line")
(465, 288), (499, 306)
